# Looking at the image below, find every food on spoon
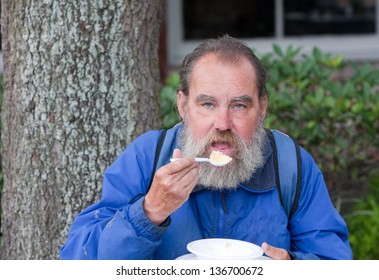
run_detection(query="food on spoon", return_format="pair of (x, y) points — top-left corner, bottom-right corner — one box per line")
(209, 150), (232, 165)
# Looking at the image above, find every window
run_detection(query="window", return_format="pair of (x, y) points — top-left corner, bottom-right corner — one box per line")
(167, 0), (379, 66)
(183, 0), (275, 39)
(284, 0), (376, 36)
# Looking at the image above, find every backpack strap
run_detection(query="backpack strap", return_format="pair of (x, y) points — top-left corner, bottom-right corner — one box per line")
(155, 125), (180, 170)
(267, 129), (302, 219)
(147, 129), (167, 191)
(147, 124), (181, 191)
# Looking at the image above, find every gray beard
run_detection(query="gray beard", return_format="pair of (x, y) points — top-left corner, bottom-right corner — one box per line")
(178, 120), (266, 190)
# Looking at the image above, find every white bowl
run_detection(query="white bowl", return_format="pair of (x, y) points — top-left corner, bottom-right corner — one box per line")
(187, 238), (263, 260)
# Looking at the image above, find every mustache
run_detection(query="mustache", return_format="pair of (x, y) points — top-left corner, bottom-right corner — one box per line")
(202, 130), (243, 159)
(208, 130), (239, 146)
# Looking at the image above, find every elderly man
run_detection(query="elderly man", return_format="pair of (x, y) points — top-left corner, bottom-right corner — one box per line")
(60, 35), (352, 260)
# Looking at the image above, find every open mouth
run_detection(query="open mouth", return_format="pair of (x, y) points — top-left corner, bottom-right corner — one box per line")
(211, 141), (234, 156)
(205, 130), (239, 157)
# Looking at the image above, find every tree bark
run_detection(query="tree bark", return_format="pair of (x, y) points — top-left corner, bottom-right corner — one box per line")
(0, 0), (163, 259)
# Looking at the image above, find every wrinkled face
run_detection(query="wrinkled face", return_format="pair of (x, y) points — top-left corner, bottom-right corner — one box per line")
(178, 54), (268, 158)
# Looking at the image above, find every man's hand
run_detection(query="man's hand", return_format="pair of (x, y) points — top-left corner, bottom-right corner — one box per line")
(261, 242), (291, 260)
(144, 148), (199, 225)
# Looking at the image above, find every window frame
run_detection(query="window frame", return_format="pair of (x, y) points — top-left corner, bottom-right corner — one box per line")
(166, 0), (379, 66)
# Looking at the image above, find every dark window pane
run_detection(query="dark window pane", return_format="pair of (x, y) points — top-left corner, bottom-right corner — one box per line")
(183, 0), (275, 39)
(284, 0), (376, 36)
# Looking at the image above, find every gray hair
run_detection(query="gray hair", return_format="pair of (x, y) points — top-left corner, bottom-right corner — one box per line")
(178, 35), (268, 98)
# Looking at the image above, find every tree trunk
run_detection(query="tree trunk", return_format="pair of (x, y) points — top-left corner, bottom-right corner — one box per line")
(0, 0), (163, 260)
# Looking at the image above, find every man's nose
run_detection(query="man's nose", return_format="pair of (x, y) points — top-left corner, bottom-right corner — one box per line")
(214, 108), (233, 131)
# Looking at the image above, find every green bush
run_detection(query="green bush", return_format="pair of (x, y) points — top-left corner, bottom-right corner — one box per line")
(259, 45), (379, 207)
(344, 172), (379, 260)
(160, 72), (180, 129)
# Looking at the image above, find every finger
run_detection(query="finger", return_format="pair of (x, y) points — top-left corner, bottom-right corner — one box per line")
(163, 163), (199, 193)
(153, 161), (198, 193)
(167, 156), (197, 176)
(172, 148), (183, 159)
(261, 242), (290, 260)
(175, 165), (199, 190)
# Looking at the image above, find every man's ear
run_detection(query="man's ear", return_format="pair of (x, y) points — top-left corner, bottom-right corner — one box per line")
(177, 90), (188, 119)
(259, 95), (268, 120)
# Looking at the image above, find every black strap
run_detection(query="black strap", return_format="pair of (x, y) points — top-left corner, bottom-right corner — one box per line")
(266, 129), (283, 207)
(266, 129), (302, 220)
(289, 135), (302, 219)
(147, 129), (167, 191)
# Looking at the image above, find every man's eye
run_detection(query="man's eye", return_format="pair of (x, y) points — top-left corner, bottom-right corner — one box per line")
(202, 103), (214, 109)
(234, 103), (247, 109)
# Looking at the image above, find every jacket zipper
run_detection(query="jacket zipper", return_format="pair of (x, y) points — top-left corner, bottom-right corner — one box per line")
(216, 191), (228, 237)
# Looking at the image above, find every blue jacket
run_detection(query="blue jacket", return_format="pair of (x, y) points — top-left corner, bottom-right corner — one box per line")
(60, 124), (352, 260)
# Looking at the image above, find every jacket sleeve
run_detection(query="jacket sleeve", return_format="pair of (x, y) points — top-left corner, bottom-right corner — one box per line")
(60, 130), (169, 260)
(288, 148), (353, 260)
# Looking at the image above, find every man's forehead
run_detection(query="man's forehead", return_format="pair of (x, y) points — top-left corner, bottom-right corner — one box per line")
(189, 55), (257, 86)
(193, 53), (254, 70)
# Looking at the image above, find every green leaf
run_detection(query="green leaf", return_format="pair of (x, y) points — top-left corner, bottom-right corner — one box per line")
(324, 96), (336, 108)
(342, 82), (355, 96)
(331, 54), (343, 68)
(312, 47), (322, 59)
(315, 88), (324, 104)
(273, 44), (283, 58)
(166, 72), (180, 87)
(352, 102), (364, 113)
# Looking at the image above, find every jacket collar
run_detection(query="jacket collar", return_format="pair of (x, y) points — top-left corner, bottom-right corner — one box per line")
(239, 132), (276, 191)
